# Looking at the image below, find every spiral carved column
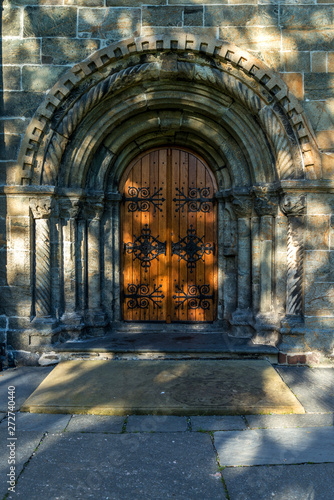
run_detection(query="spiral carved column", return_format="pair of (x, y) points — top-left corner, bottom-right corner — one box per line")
(280, 194), (306, 318)
(30, 198), (52, 318)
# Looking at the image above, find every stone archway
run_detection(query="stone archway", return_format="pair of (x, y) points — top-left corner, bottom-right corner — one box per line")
(7, 33), (321, 350)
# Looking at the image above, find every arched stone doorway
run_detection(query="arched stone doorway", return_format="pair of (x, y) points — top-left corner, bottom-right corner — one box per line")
(6, 33), (324, 352)
(120, 147), (218, 323)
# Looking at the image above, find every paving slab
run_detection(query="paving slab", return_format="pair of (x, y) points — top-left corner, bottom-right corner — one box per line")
(127, 415), (188, 432)
(223, 463), (334, 500)
(0, 428), (43, 499)
(0, 412), (6, 422)
(12, 432), (226, 499)
(20, 360), (305, 415)
(0, 412), (71, 433)
(66, 414), (125, 433)
(276, 367), (334, 413)
(246, 413), (334, 429)
(0, 367), (53, 411)
(191, 416), (246, 431)
(215, 427), (334, 466)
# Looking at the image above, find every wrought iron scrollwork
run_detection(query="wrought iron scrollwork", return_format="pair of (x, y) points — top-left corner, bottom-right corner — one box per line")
(124, 186), (165, 213)
(124, 283), (164, 309)
(173, 284), (214, 310)
(124, 224), (166, 272)
(173, 187), (214, 213)
(171, 225), (214, 272)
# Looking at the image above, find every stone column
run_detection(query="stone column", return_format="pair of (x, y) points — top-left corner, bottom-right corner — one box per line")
(59, 198), (82, 326)
(230, 195), (253, 335)
(280, 194), (306, 319)
(85, 200), (107, 328)
(253, 191), (280, 344)
(30, 197), (53, 318)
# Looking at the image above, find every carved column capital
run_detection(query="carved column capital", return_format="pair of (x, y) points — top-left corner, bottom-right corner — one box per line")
(253, 188), (278, 217)
(59, 198), (82, 220)
(30, 197), (53, 219)
(280, 194), (306, 217)
(84, 200), (104, 221)
(231, 196), (253, 218)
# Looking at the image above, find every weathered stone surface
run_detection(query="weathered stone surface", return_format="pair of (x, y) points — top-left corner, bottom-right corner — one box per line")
(276, 367), (334, 412)
(78, 7), (141, 40)
(0, 366), (53, 412)
(316, 131), (334, 150)
(305, 250), (333, 282)
(282, 30), (334, 51)
(191, 416), (246, 431)
(305, 73), (334, 100)
(1, 67), (21, 91)
(3, 39), (41, 65)
(0, 134), (21, 161)
(246, 414), (334, 429)
(65, 0), (103, 5)
(127, 415), (188, 432)
(2, 6), (21, 36)
(42, 38), (100, 65)
(2, 91), (44, 118)
(328, 52), (334, 71)
(305, 281), (334, 317)
(223, 464), (334, 500)
(311, 51), (327, 72)
(250, 50), (283, 71)
(23, 7), (77, 38)
(306, 215), (330, 250)
(1, 119), (29, 135)
(205, 6), (278, 27)
(280, 72), (304, 100)
(215, 427), (334, 466)
(107, 0), (165, 5)
(142, 6), (183, 27)
(282, 50), (310, 72)
(11, 433), (225, 499)
(304, 100), (334, 134)
(7, 0), (63, 4)
(322, 153), (334, 179)
(22, 65), (67, 92)
(219, 27), (281, 50)
(0, 429), (44, 499)
(281, 6), (334, 29)
(66, 414), (125, 433)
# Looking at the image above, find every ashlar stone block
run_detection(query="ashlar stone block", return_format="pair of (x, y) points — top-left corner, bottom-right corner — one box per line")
(305, 73), (334, 100)
(1, 66), (21, 91)
(42, 38), (100, 65)
(78, 8), (141, 41)
(22, 65), (67, 92)
(306, 215), (330, 251)
(3, 92), (45, 118)
(219, 27), (281, 51)
(2, 6), (21, 36)
(3, 39), (41, 65)
(0, 134), (21, 161)
(280, 6), (334, 29)
(205, 6), (279, 28)
(142, 6), (183, 27)
(23, 7), (77, 38)
(282, 30), (334, 52)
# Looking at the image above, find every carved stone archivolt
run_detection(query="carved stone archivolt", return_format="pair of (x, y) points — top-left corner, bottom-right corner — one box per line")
(17, 33), (320, 187)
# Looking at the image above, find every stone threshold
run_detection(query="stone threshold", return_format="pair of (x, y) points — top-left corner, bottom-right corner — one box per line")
(52, 332), (278, 363)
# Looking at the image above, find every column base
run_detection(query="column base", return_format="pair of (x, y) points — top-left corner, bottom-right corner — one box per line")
(229, 308), (254, 338)
(279, 315), (306, 351)
(61, 311), (83, 327)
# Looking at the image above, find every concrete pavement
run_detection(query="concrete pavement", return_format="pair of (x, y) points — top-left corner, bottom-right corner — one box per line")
(0, 365), (333, 499)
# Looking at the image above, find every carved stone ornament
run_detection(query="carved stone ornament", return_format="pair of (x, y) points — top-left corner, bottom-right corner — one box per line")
(280, 194), (306, 217)
(84, 201), (104, 221)
(231, 196), (253, 218)
(253, 188), (278, 217)
(59, 198), (81, 220)
(30, 198), (52, 219)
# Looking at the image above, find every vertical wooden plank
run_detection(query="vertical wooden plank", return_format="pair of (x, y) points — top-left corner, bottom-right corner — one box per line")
(140, 152), (150, 322)
(158, 148), (168, 322)
(122, 160), (135, 321)
(187, 152), (197, 322)
(196, 157), (206, 322)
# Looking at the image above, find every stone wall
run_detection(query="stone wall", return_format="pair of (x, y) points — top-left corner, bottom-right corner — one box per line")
(1, 1), (334, 360)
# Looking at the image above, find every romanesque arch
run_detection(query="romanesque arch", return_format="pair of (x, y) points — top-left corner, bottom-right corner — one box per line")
(9, 33), (321, 349)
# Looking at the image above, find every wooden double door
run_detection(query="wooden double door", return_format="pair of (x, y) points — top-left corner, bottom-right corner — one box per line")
(121, 148), (217, 323)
